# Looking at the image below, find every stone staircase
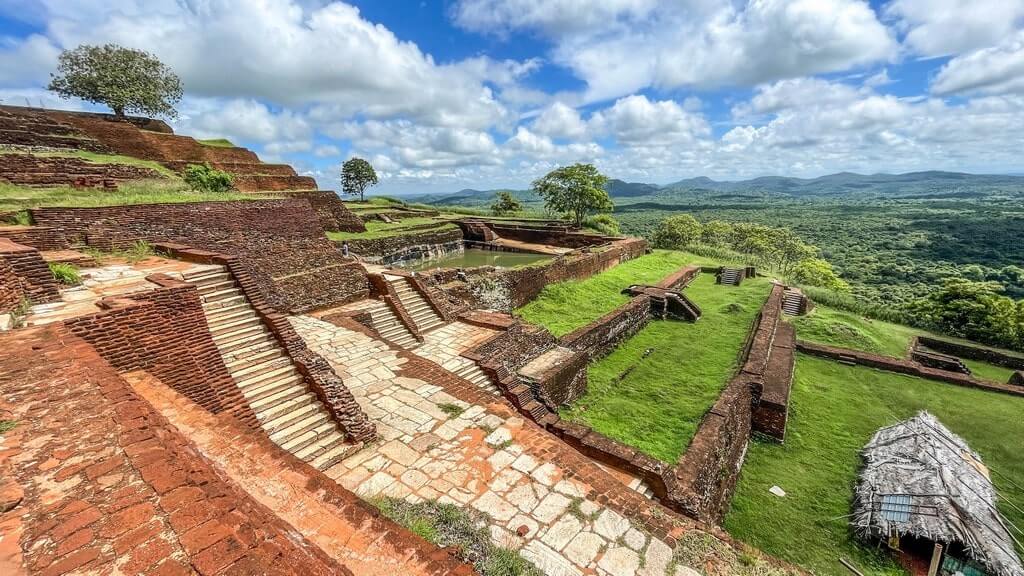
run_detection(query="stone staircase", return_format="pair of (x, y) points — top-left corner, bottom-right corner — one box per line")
(386, 275), (445, 333)
(184, 266), (357, 470)
(451, 361), (499, 395)
(782, 290), (805, 316)
(364, 299), (419, 349)
(719, 267), (743, 286)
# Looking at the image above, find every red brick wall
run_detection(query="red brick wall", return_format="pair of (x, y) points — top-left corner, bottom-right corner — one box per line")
(752, 322), (796, 440)
(561, 295), (652, 360)
(347, 226), (464, 258)
(62, 278), (259, 428)
(30, 198), (370, 312)
(0, 224), (69, 250)
(0, 238), (60, 305)
(915, 335), (1024, 371)
(0, 153), (162, 188)
(260, 190), (366, 232)
(0, 255), (22, 312)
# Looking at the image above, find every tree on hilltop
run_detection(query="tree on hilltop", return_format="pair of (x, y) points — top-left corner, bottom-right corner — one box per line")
(531, 163), (613, 228)
(491, 191), (523, 216)
(48, 44), (182, 119)
(341, 157), (378, 202)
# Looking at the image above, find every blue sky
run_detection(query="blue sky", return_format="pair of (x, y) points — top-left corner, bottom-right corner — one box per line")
(1, 0), (1023, 194)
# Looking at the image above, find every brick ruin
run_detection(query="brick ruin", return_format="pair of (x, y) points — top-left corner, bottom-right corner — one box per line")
(0, 105), (317, 192)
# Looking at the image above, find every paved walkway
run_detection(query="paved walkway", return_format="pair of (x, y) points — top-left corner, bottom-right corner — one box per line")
(290, 314), (702, 576)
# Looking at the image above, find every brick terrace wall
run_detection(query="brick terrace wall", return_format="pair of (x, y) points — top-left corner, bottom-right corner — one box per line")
(752, 322), (796, 440)
(0, 153), (162, 188)
(30, 198), (370, 312)
(347, 226), (464, 258)
(915, 335), (1024, 371)
(797, 340), (1024, 397)
(273, 190), (366, 232)
(0, 324), (364, 575)
(0, 224), (69, 250)
(0, 237), (60, 304)
(656, 266), (700, 290)
(62, 277), (259, 428)
(560, 295), (652, 360)
(0, 255), (21, 312)
(487, 223), (611, 248)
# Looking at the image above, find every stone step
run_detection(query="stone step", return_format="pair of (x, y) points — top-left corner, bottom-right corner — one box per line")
(220, 339), (277, 364)
(202, 287), (243, 303)
(183, 267), (228, 281)
(269, 411), (332, 445)
(242, 373), (305, 405)
(205, 305), (255, 326)
(237, 364), (297, 392)
(209, 315), (261, 337)
(213, 323), (268, 346)
(217, 332), (274, 355)
(197, 279), (237, 295)
(187, 271), (231, 286)
(202, 294), (246, 309)
(258, 393), (317, 429)
(279, 419), (338, 454)
(229, 354), (289, 380)
(309, 439), (360, 470)
(293, 429), (346, 462)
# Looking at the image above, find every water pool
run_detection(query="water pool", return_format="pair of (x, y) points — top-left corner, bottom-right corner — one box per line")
(396, 248), (552, 271)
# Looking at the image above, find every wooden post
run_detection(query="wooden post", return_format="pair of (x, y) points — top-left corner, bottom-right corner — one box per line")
(927, 542), (944, 576)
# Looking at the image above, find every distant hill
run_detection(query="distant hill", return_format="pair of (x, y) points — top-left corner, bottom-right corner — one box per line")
(413, 171), (1024, 207)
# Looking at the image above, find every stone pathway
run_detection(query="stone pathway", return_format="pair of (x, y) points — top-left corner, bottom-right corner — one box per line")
(290, 314), (698, 576)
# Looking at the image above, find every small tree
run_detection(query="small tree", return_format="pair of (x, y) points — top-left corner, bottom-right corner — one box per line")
(531, 163), (612, 228)
(48, 44), (182, 118)
(341, 157), (378, 202)
(652, 214), (702, 249)
(183, 163), (234, 193)
(491, 191), (523, 216)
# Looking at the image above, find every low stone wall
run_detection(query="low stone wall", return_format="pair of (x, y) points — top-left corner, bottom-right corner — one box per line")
(251, 190), (366, 233)
(346, 226), (464, 260)
(561, 295), (652, 360)
(487, 223), (611, 248)
(29, 198), (369, 312)
(797, 340), (1024, 397)
(0, 256), (21, 313)
(0, 238), (60, 306)
(62, 277), (259, 428)
(656, 265), (700, 290)
(0, 225), (68, 250)
(156, 242), (378, 443)
(752, 322), (796, 440)
(0, 153), (162, 188)
(670, 378), (754, 521)
(915, 335), (1024, 371)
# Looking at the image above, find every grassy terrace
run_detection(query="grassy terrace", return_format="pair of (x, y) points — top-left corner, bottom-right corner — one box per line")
(1, 149), (178, 178)
(558, 273), (772, 462)
(0, 180), (259, 215)
(516, 250), (696, 336)
(726, 355), (1024, 576)
(791, 304), (1021, 383)
(325, 217), (458, 241)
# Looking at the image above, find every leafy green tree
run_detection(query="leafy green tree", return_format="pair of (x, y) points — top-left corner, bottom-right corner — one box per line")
(652, 214), (702, 249)
(341, 157), (378, 201)
(491, 191), (522, 216)
(909, 279), (1022, 349)
(48, 44), (182, 118)
(531, 163), (612, 227)
(700, 220), (733, 245)
(789, 258), (849, 292)
(585, 214), (621, 236)
(183, 163), (234, 193)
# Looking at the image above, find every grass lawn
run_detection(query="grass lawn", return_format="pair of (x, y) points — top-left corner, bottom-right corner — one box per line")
(560, 273), (773, 462)
(325, 218), (457, 241)
(791, 304), (1022, 383)
(726, 354), (1024, 576)
(516, 250), (704, 337)
(0, 180), (259, 214)
(197, 138), (235, 147)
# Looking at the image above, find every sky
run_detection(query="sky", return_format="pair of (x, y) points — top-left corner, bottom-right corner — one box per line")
(1, 0), (1023, 195)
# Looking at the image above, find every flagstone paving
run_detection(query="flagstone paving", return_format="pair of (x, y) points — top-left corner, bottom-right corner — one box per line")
(289, 314), (701, 576)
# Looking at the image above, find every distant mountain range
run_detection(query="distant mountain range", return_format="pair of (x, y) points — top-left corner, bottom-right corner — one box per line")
(407, 171), (1024, 205)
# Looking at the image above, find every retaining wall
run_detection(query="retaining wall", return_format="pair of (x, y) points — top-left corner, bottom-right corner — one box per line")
(346, 226), (464, 259)
(560, 295), (652, 360)
(0, 238), (60, 306)
(915, 335), (1024, 371)
(62, 277), (259, 428)
(29, 198), (369, 312)
(0, 153), (162, 188)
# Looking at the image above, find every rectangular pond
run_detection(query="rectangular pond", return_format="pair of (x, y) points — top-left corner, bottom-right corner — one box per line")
(395, 247), (552, 271)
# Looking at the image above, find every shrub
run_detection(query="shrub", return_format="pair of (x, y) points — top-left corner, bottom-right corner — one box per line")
(183, 163), (234, 193)
(652, 214), (702, 248)
(491, 191), (523, 216)
(5, 210), (32, 226)
(49, 262), (81, 286)
(584, 214), (621, 236)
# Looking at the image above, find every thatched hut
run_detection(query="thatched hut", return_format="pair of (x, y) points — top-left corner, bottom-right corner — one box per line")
(852, 412), (1023, 576)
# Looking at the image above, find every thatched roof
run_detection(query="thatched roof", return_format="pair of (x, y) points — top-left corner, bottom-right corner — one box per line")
(852, 412), (1023, 576)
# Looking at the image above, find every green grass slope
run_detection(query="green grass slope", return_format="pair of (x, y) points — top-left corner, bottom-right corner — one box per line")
(726, 354), (1024, 576)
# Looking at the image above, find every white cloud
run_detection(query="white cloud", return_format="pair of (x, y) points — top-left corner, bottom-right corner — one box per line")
(337, 120), (500, 169)
(0, 34), (59, 87)
(531, 102), (588, 140)
(885, 0), (1024, 57)
(19, 0), (523, 130)
(932, 32), (1024, 96)
(174, 98), (312, 145)
(590, 95), (710, 146)
(314, 144), (341, 158)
